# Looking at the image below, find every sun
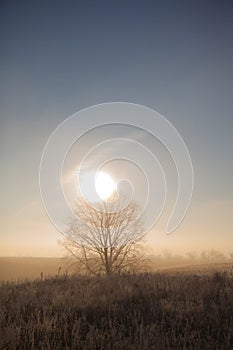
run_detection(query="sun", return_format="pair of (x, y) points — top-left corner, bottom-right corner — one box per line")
(95, 171), (116, 201)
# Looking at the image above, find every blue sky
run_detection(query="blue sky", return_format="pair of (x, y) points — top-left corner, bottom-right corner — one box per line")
(1, 1), (233, 256)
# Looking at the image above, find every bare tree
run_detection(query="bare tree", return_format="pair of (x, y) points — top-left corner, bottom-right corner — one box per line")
(61, 197), (148, 276)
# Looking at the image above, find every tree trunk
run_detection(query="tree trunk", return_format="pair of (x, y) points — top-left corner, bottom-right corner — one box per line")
(104, 247), (111, 276)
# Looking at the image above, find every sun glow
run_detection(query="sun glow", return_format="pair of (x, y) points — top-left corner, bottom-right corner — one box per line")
(95, 171), (116, 201)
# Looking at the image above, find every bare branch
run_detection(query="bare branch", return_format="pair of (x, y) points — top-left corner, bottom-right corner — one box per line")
(61, 196), (149, 276)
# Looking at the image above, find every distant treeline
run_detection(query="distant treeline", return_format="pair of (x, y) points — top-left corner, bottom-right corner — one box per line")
(150, 249), (233, 268)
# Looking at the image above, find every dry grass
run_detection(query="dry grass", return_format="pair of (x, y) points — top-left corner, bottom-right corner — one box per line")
(1, 270), (233, 349)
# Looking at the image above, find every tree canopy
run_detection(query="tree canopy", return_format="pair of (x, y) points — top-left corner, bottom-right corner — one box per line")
(61, 197), (147, 275)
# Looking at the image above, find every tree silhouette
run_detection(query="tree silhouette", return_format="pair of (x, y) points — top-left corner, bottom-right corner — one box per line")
(61, 196), (147, 276)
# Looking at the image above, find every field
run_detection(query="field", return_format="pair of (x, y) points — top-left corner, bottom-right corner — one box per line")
(0, 257), (66, 282)
(1, 256), (232, 282)
(1, 266), (233, 349)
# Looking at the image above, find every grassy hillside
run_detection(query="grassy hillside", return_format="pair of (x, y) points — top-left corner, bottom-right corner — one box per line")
(1, 271), (233, 349)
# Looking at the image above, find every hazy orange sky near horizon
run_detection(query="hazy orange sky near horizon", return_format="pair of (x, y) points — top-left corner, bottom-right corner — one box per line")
(1, 1), (233, 257)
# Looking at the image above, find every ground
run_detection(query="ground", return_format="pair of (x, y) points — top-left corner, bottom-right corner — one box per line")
(0, 265), (233, 349)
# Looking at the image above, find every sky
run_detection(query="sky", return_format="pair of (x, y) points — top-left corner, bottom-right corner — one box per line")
(0, 0), (233, 256)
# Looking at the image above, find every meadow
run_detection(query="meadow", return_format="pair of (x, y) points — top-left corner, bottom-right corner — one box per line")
(0, 257), (65, 282)
(1, 268), (233, 349)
